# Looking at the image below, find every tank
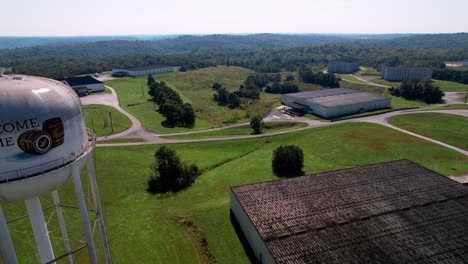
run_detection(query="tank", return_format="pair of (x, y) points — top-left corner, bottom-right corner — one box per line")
(0, 75), (92, 202)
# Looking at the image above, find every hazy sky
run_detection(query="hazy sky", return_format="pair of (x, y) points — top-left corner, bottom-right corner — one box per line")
(2, 0), (468, 36)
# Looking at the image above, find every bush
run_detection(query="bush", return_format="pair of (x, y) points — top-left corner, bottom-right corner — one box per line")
(147, 146), (200, 194)
(272, 145), (304, 177)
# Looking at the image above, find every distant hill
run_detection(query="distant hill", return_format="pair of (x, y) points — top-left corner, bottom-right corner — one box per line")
(0, 33), (408, 59)
(354, 33), (468, 50)
(0, 33), (466, 61)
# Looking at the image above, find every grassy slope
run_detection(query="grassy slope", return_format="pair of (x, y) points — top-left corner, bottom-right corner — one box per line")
(5, 122), (468, 263)
(84, 104), (132, 137)
(432, 79), (468, 92)
(422, 104), (468, 110)
(389, 113), (468, 150)
(105, 66), (280, 134)
(105, 76), (214, 134)
(162, 122), (307, 140)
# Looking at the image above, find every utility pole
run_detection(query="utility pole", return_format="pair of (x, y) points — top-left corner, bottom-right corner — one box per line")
(108, 112), (113, 132)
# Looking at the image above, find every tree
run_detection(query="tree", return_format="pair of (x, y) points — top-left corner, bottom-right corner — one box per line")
(272, 145), (304, 177)
(250, 116), (264, 134)
(179, 66), (187, 72)
(212, 82), (222, 90)
(182, 103), (195, 127)
(392, 79), (444, 103)
(147, 146), (200, 194)
(147, 74), (155, 87)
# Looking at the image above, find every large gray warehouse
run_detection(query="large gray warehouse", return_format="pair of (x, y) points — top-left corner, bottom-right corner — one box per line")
(327, 59), (360, 74)
(280, 88), (391, 118)
(381, 66), (433, 81)
(230, 160), (468, 264)
(112, 65), (175, 77)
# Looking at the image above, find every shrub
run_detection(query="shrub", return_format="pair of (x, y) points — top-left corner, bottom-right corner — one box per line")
(272, 145), (304, 177)
(147, 146), (200, 194)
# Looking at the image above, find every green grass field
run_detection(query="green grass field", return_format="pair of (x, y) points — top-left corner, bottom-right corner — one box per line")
(162, 122), (307, 140)
(106, 66), (280, 134)
(338, 74), (365, 83)
(84, 105), (132, 137)
(4, 122), (468, 263)
(389, 113), (468, 150)
(432, 79), (468, 92)
(421, 104), (468, 110)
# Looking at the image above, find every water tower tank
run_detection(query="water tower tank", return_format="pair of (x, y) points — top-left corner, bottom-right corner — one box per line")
(0, 75), (112, 264)
(0, 75), (90, 202)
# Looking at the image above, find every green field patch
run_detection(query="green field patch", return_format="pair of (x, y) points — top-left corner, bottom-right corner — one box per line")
(162, 122), (307, 140)
(389, 113), (468, 150)
(106, 66), (281, 134)
(338, 74), (366, 83)
(98, 138), (144, 144)
(4, 122), (468, 263)
(432, 79), (468, 92)
(84, 104), (132, 137)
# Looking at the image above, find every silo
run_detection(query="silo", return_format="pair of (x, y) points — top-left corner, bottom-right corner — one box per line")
(0, 75), (112, 264)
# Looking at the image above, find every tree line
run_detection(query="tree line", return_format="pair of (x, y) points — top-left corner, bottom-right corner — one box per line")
(148, 76), (195, 127)
(389, 79), (444, 104)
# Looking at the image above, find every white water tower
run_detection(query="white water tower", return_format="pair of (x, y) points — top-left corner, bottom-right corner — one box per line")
(0, 75), (112, 264)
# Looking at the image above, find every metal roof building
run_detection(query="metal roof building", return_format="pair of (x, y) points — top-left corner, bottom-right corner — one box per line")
(112, 65), (175, 77)
(230, 160), (468, 264)
(381, 67), (433, 81)
(327, 59), (360, 74)
(63, 76), (104, 95)
(280, 89), (391, 118)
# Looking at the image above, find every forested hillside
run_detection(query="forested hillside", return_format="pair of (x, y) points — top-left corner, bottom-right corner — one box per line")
(1, 33), (467, 79)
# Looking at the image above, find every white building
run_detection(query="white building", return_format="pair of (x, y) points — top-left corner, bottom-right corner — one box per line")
(112, 65), (175, 77)
(63, 76), (104, 96)
(381, 67), (433, 81)
(280, 88), (391, 118)
(328, 59), (360, 74)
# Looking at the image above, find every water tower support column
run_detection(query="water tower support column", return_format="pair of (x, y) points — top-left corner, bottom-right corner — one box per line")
(0, 206), (19, 264)
(72, 164), (98, 264)
(25, 196), (55, 263)
(51, 190), (73, 264)
(87, 155), (113, 264)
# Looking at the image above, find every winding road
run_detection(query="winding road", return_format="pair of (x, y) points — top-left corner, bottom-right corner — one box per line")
(80, 83), (467, 181)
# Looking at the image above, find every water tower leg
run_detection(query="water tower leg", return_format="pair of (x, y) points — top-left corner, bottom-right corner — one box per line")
(0, 206), (19, 264)
(25, 196), (55, 264)
(51, 191), (73, 264)
(72, 164), (98, 264)
(87, 155), (113, 264)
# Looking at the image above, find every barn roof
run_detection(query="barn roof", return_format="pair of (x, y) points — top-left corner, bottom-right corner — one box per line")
(231, 160), (468, 263)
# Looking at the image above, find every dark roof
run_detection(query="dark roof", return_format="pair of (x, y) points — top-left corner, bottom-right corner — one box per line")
(284, 88), (361, 99)
(231, 160), (468, 263)
(115, 65), (173, 71)
(63, 76), (102, 86)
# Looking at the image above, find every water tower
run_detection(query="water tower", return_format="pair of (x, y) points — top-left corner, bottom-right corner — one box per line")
(0, 75), (112, 264)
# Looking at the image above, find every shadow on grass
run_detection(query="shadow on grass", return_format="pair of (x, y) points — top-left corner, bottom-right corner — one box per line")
(161, 120), (195, 129)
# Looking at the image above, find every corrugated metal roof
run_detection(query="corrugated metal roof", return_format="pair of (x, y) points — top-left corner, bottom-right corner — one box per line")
(284, 89), (389, 108)
(231, 160), (468, 263)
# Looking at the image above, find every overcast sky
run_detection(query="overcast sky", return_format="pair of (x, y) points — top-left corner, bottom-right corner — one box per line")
(2, 0), (468, 36)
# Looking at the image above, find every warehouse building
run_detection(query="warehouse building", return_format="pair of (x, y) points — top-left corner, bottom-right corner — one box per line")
(381, 66), (433, 81)
(63, 76), (104, 96)
(230, 160), (468, 264)
(112, 65), (175, 77)
(280, 88), (391, 118)
(327, 59), (360, 74)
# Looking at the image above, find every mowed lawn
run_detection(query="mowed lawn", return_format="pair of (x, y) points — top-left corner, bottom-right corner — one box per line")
(162, 122), (307, 140)
(432, 79), (468, 92)
(389, 113), (468, 150)
(5, 122), (468, 263)
(105, 66), (280, 134)
(83, 104), (132, 137)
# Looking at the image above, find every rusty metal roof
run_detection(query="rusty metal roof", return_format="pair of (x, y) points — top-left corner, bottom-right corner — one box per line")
(231, 160), (468, 263)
